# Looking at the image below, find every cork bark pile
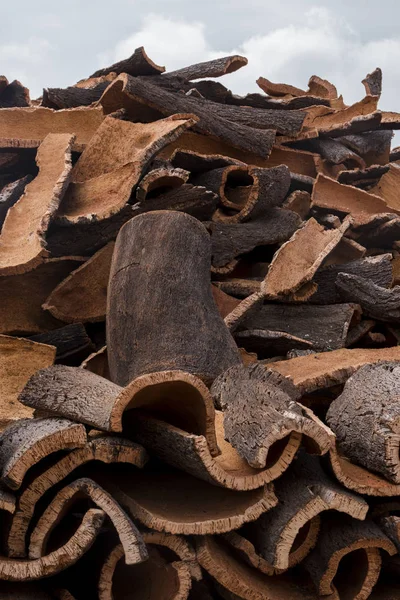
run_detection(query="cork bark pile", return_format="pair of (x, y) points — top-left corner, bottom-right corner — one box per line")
(2, 49), (400, 598)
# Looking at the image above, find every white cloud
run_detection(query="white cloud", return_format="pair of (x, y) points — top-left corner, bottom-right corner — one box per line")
(0, 38), (52, 96)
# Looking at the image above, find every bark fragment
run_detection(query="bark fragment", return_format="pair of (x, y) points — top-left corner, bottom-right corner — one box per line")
(90, 46), (165, 78)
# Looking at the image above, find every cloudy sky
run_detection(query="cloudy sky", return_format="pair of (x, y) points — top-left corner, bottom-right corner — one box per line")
(2, 0), (399, 120)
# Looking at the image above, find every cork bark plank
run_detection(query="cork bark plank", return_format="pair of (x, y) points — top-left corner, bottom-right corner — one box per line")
(233, 329), (313, 356)
(0, 106), (104, 151)
(309, 254), (393, 305)
(142, 531), (201, 581)
(241, 451), (368, 570)
(19, 366), (219, 455)
(262, 217), (350, 299)
(90, 46), (165, 78)
(311, 174), (399, 226)
(42, 81), (110, 109)
(0, 175), (32, 232)
(336, 273), (400, 321)
(7, 436), (147, 558)
(97, 542), (191, 600)
(136, 183), (218, 221)
(341, 130), (392, 165)
(0, 258), (84, 335)
(171, 148), (245, 174)
(282, 190), (311, 219)
(0, 417), (87, 490)
(136, 166), (189, 201)
(301, 96), (381, 137)
(56, 114), (197, 225)
(197, 535), (318, 600)
(222, 531), (275, 576)
(303, 514), (395, 598)
(29, 323), (94, 361)
(369, 163), (400, 212)
(165, 55), (247, 80)
(362, 68), (382, 96)
(239, 303), (358, 351)
(43, 243), (114, 323)
(211, 365), (334, 469)
(0, 134), (74, 275)
(0, 509), (105, 581)
(28, 477), (148, 565)
(0, 79), (30, 108)
(338, 164), (389, 186)
(0, 335), (56, 429)
(107, 211), (241, 385)
(327, 363), (400, 484)
(100, 75), (276, 158)
(103, 466), (277, 535)
(129, 411), (301, 490)
(208, 209), (301, 268)
(270, 346), (400, 394)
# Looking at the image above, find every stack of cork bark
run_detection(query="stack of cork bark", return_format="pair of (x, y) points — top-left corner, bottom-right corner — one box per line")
(2, 47), (400, 599)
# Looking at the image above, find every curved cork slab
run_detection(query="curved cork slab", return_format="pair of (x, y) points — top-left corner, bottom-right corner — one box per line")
(98, 543), (191, 600)
(104, 466), (277, 535)
(0, 335), (56, 429)
(56, 114), (196, 225)
(327, 363), (400, 484)
(28, 477), (148, 565)
(311, 174), (399, 227)
(19, 366), (219, 456)
(303, 514), (396, 598)
(81, 345), (110, 379)
(100, 75), (276, 158)
(166, 55), (247, 80)
(270, 346), (400, 394)
(0, 257), (84, 335)
(222, 531), (275, 576)
(7, 436), (147, 558)
(0, 508), (105, 581)
(0, 133), (74, 275)
(262, 217), (350, 299)
(362, 68), (382, 96)
(130, 411), (300, 490)
(241, 452), (368, 570)
(90, 46), (165, 78)
(0, 106), (104, 151)
(0, 418), (87, 490)
(212, 165), (290, 223)
(142, 531), (201, 581)
(211, 365), (334, 469)
(197, 535), (318, 600)
(136, 166), (189, 202)
(107, 211), (241, 386)
(43, 243), (114, 323)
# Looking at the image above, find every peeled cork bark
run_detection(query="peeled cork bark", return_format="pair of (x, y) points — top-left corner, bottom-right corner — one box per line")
(211, 364), (334, 469)
(107, 211), (241, 386)
(327, 362), (400, 484)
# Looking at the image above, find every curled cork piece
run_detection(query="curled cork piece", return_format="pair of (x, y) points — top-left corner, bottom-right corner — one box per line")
(303, 514), (396, 599)
(211, 365), (334, 470)
(28, 477), (148, 565)
(90, 46), (165, 78)
(241, 452), (368, 570)
(104, 466), (277, 535)
(107, 211), (241, 385)
(130, 411), (300, 490)
(19, 366), (219, 456)
(327, 362), (400, 484)
(0, 508), (105, 581)
(0, 418), (87, 490)
(7, 436), (147, 558)
(98, 542), (192, 600)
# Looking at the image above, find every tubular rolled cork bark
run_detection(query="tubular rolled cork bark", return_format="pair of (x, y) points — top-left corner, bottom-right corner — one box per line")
(106, 210), (242, 386)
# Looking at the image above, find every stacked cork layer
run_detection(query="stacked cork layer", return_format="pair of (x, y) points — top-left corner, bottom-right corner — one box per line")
(1, 48), (400, 598)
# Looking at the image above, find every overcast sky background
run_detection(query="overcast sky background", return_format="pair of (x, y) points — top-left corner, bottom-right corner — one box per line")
(1, 0), (399, 130)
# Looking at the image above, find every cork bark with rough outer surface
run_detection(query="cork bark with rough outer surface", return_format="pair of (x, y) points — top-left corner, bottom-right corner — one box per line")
(262, 217), (350, 299)
(0, 335), (56, 429)
(103, 467), (277, 535)
(165, 55), (247, 80)
(107, 211), (241, 386)
(241, 451), (368, 570)
(56, 114), (197, 225)
(90, 46), (165, 78)
(28, 477), (148, 565)
(303, 514), (396, 598)
(0, 134), (74, 275)
(327, 362), (400, 484)
(129, 411), (300, 490)
(7, 436), (147, 558)
(0, 509), (105, 581)
(211, 364), (334, 469)
(136, 166), (189, 201)
(100, 75), (276, 158)
(270, 346), (400, 394)
(97, 543), (191, 600)
(43, 242), (114, 323)
(0, 417), (87, 490)
(19, 366), (219, 455)
(0, 106), (104, 151)
(336, 273), (400, 322)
